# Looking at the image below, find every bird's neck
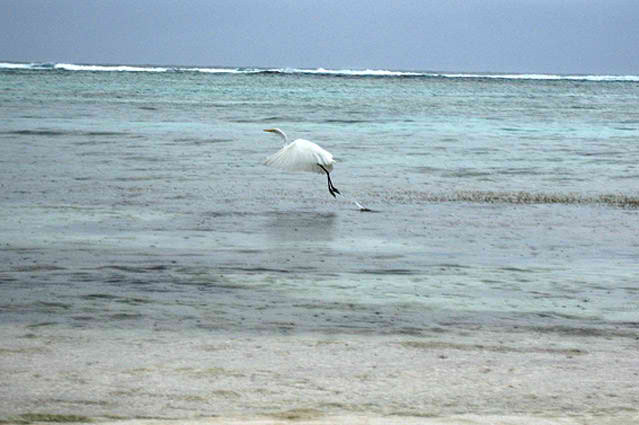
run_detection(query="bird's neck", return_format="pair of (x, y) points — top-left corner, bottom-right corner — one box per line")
(276, 130), (289, 144)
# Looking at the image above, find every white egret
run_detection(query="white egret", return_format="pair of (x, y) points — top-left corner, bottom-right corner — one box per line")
(263, 128), (341, 198)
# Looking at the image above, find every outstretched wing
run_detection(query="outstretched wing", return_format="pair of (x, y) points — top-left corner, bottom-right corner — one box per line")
(264, 139), (335, 174)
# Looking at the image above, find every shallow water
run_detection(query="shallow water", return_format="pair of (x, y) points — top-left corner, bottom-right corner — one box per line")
(1, 64), (638, 421)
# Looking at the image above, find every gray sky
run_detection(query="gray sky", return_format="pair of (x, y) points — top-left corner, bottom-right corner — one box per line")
(2, 0), (638, 74)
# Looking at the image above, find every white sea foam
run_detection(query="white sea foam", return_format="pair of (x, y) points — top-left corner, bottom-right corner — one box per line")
(183, 67), (245, 74)
(434, 72), (639, 82)
(0, 62), (33, 69)
(2, 61), (638, 81)
(54, 63), (169, 72)
(0, 62), (56, 70)
(290, 67), (423, 77)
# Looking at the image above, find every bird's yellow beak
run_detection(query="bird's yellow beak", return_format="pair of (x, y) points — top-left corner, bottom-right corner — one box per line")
(263, 129), (275, 133)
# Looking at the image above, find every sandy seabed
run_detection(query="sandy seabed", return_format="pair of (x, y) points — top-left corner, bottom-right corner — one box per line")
(78, 414), (639, 425)
(1, 324), (638, 425)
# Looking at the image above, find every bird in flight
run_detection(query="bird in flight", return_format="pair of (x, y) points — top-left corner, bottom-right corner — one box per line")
(263, 128), (341, 198)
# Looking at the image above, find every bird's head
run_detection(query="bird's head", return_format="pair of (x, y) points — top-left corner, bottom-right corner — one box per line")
(263, 128), (288, 142)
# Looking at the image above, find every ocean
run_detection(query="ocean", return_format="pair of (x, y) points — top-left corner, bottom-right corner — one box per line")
(1, 62), (638, 424)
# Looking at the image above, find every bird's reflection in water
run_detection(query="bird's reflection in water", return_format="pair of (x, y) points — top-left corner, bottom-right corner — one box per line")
(266, 211), (337, 242)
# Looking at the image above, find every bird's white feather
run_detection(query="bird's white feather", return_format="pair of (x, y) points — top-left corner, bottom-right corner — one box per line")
(264, 139), (335, 174)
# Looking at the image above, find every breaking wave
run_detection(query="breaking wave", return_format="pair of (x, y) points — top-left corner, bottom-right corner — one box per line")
(1, 61), (638, 82)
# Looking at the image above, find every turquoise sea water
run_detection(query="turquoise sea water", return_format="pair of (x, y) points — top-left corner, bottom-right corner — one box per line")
(1, 63), (638, 420)
(1, 62), (638, 331)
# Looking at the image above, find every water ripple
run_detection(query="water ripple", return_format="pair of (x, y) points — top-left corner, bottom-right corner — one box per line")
(372, 190), (639, 208)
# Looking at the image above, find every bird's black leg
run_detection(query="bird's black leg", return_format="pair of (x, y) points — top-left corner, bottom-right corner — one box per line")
(328, 174), (340, 195)
(326, 172), (336, 198)
(318, 164), (340, 198)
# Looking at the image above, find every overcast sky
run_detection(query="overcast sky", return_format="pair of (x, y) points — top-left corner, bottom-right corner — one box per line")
(2, 0), (638, 74)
